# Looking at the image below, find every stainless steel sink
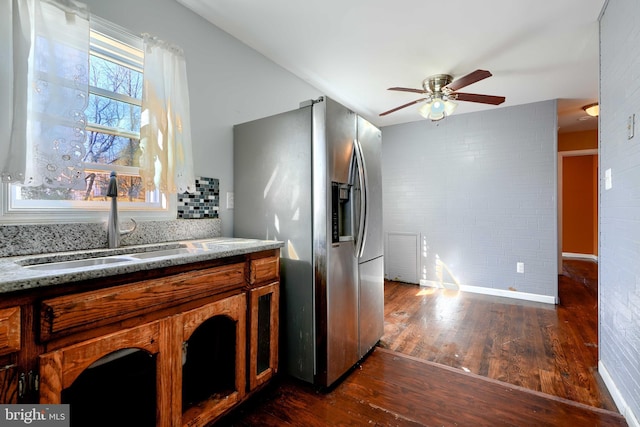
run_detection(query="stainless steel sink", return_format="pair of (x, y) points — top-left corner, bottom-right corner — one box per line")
(20, 245), (210, 271)
(17, 238), (259, 272)
(24, 256), (136, 271)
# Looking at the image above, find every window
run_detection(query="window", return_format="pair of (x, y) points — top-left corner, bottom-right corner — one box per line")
(1, 17), (174, 223)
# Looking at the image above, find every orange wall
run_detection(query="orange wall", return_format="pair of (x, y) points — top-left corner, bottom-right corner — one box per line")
(562, 154), (598, 255)
(558, 129), (598, 151)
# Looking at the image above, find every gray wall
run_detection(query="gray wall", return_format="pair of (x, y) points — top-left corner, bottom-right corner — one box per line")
(382, 100), (558, 299)
(84, 0), (320, 236)
(599, 0), (640, 423)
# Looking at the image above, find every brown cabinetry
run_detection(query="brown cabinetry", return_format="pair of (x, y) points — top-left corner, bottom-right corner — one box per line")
(0, 365), (18, 404)
(180, 293), (246, 426)
(0, 307), (20, 356)
(0, 306), (20, 403)
(39, 321), (161, 425)
(247, 255), (280, 391)
(0, 248), (279, 427)
(247, 282), (278, 390)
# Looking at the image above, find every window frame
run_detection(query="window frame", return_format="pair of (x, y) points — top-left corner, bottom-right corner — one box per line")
(0, 16), (177, 225)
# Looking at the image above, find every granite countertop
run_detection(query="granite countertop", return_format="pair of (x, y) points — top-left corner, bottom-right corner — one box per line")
(0, 237), (283, 295)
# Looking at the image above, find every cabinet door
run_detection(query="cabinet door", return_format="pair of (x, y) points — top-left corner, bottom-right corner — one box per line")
(0, 365), (18, 403)
(39, 321), (163, 426)
(0, 307), (21, 404)
(0, 307), (20, 357)
(180, 293), (246, 427)
(248, 282), (279, 390)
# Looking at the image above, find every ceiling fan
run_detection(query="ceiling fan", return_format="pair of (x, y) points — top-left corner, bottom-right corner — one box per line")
(380, 69), (506, 121)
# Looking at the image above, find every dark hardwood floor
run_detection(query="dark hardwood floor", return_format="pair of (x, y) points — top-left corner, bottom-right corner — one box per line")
(219, 348), (626, 426)
(380, 258), (614, 410)
(217, 259), (628, 426)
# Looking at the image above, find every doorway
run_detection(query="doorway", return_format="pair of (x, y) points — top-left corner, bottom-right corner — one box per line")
(558, 150), (598, 261)
(558, 149), (598, 265)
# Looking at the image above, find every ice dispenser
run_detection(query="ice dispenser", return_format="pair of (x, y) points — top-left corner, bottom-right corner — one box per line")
(331, 182), (353, 244)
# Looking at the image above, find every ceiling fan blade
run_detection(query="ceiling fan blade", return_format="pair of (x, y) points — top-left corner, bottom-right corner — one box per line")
(379, 98), (427, 116)
(388, 87), (427, 94)
(446, 69), (492, 92)
(454, 92), (505, 105)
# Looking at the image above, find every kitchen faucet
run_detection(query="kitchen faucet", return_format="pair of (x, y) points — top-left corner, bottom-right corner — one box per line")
(106, 171), (137, 248)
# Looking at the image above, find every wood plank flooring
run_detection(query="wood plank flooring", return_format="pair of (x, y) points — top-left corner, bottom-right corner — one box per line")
(380, 259), (614, 410)
(216, 259), (628, 426)
(218, 348), (626, 426)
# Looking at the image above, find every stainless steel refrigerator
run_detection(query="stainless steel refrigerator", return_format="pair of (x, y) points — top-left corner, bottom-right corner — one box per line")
(233, 96), (384, 387)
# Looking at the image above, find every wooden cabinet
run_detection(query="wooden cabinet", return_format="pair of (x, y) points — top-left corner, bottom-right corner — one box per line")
(247, 282), (278, 390)
(39, 321), (162, 426)
(180, 293), (246, 426)
(0, 365), (19, 404)
(0, 307), (21, 357)
(39, 263), (245, 342)
(247, 255), (280, 391)
(0, 249), (280, 426)
(0, 306), (20, 403)
(38, 293), (249, 427)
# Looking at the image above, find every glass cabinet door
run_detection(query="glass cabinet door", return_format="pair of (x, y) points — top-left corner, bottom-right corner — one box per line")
(248, 282), (279, 390)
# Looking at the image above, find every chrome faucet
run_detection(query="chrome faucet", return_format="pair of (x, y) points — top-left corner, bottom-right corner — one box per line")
(106, 171), (137, 248)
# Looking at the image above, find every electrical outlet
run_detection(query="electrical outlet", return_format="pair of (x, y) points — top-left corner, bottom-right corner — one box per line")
(605, 168), (612, 190)
(517, 262), (525, 274)
(226, 192), (234, 209)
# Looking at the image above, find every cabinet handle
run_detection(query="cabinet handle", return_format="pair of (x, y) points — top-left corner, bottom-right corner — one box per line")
(18, 372), (25, 399)
(29, 371), (39, 392)
(16, 370), (39, 399)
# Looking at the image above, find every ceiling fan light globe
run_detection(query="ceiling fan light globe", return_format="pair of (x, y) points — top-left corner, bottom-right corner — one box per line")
(444, 100), (458, 116)
(431, 100), (445, 115)
(418, 102), (432, 119)
(430, 112), (445, 121)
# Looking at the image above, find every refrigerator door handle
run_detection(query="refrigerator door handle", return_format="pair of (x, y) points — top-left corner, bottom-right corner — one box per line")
(353, 139), (368, 258)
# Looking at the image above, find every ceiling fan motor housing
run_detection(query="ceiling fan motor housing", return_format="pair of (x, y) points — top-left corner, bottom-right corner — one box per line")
(423, 74), (453, 95)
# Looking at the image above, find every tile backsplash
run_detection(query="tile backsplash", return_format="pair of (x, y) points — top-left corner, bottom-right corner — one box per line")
(178, 177), (219, 219)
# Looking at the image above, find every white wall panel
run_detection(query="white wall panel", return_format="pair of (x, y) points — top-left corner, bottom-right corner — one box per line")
(384, 232), (419, 283)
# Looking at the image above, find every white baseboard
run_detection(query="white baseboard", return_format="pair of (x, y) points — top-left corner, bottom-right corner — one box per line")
(562, 252), (598, 262)
(419, 280), (557, 304)
(599, 361), (640, 427)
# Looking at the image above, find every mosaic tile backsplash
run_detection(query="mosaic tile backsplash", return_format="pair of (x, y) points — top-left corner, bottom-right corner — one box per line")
(178, 177), (220, 219)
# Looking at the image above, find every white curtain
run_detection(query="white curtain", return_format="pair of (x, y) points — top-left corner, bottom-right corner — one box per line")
(139, 34), (195, 194)
(1, 0), (90, 189)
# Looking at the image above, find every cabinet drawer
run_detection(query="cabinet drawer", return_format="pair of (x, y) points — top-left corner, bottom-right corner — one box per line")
(40, 263), (245, 342)
(0, 307), (20, 356)
(248, 256), (279, 286)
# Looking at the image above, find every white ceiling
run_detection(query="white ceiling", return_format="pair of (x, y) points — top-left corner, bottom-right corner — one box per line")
(176, 0), (603, 133)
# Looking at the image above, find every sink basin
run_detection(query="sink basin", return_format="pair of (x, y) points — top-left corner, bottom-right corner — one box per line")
(20, 244), (210, 271)
(17, 238), (262, 272)
(24, 256), (135, 271)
